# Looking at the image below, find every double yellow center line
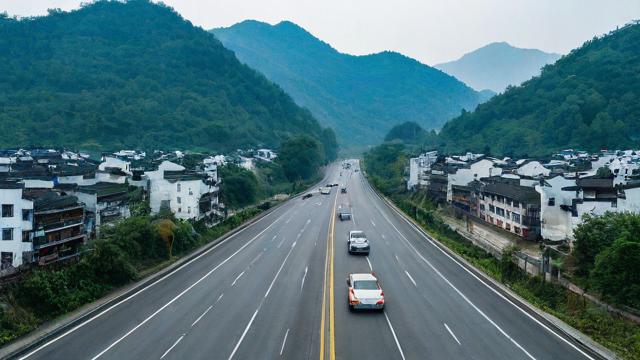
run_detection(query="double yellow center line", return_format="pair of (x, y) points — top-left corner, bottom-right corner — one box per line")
(319, 192), (338, 360)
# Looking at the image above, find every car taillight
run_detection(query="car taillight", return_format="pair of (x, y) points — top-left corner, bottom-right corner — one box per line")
(376, 299), (384, 305)
(380, 291), (384, 297)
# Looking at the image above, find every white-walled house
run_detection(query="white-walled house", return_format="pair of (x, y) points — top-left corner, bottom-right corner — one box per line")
(536, 176), (640, 246)
(447, 159), (503, 202)
(516, 161), (551, 178)
(99, 156), (131, 175)
(146, 161), (219, 220)
(0, 181), (34, 269)
(71, 182), (131, 236)
(255, 149), (277, 162)
(407, 151), (438, 190)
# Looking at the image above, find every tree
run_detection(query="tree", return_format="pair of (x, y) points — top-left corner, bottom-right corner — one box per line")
(219, 165), (259, 209)
(278, 135), (324, 182)
(574, 213), (640, 272)
(590, 239), (640, 308)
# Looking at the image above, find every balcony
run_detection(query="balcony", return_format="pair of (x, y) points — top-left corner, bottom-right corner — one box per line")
(33, 233), (85, 250)
(40, 217), (84, 233)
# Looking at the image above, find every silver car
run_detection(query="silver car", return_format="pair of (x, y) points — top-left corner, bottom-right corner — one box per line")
(348, 230), (369, 254)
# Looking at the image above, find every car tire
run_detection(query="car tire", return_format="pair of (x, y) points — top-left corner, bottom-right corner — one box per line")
(349, 304), (354, 312)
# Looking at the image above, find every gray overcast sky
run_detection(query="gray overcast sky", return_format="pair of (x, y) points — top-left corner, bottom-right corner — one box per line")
(3, 0), (640, 65)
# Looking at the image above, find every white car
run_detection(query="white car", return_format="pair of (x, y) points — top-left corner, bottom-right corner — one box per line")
(348, 230), (369, 254)
(347, 273), (385, 311)
(320, 187), (331, 195)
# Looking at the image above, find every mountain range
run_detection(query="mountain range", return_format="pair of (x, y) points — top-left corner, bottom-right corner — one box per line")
(0, 1), (337, 157)
(433, 23), (640, 157)
(212, 21), (489, 148)
(435, 42), (561, 93)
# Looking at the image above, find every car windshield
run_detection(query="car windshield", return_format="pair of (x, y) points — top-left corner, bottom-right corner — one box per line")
(351, 232), (365, 238)
(353, 280), (378, 290)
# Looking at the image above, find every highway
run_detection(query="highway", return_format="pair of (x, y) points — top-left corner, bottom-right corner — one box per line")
(13, 161), (598, 360)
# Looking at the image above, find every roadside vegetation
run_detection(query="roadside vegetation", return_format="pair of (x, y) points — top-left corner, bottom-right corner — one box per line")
(363, 146), (640, 360)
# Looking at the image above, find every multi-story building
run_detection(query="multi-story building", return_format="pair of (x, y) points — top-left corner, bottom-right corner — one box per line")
(407, 151), (438, 190)
(27, 190), (86, 265)
(71, 182), (132, 237)
(477, 181), (541, 240)
(0, 181), (34, 269)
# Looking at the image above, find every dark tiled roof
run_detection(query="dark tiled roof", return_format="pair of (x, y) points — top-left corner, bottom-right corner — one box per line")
(28, 191), (81, 211)
(481, 182), (540, 204)
(77, 182), (128, 196)
(0, 180), (23, 189)
(576, 177), (614, 189)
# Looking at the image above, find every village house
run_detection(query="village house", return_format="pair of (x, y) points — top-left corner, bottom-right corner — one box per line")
(0, 181), (34, 269)
(407, 151), (438, 190)
(146, 161), (220, 221)
(70, 182), (132, 237)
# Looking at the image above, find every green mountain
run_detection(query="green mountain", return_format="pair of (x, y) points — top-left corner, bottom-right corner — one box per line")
(0, 1), (337, 157)
(435, 23), (640, 157)
(212, 20), (487, 148)
(436, 42), (560, 93)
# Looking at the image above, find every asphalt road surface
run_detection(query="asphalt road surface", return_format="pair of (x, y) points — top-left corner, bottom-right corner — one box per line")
(14, 161), (598, 360)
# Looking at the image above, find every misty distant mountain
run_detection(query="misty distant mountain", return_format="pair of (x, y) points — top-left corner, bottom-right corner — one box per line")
(435, 42), (561, 93)
(212, 20), (487, 147)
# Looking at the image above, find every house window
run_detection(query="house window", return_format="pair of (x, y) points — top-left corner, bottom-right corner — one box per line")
(514, 226), (521, 234)
(548, 197), (555, 206)
(178, 207), (182, 213)
(22, 231), (30, 242)
(177, 197), (181, 204)
(496, 219), (503, 227)
(189, 188), (193, 195)
(177, 183), (181, 192)
(187, 207), (191, 214)
(2, 228), (13, 241)
(513, 201), (520, 208)
(489, 205), (495, 213)
(480, 204), (485, 211)
(22, 209), (30, 221)
(505, 223), (511, 231)
(512, 213), (521, 223)
(496, 207), (505, 217)
(2, 204), (14, 218)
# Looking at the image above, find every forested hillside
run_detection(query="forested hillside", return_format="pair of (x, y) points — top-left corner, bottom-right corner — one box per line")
(435, 23), (640, 157)
(212, 20), (488, 147)
(0, 0), (337, 157)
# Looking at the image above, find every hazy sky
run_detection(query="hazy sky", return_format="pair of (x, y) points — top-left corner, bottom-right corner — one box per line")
(3, 0), (640, 64)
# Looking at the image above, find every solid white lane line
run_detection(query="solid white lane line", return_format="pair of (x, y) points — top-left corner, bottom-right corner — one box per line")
(300, 266), (308, 291)
(366, 181), (596, 360)
(366, 256), (373, 272)
(384, 313), (406, 360)
(280, 328), (290, 356)
(404, 270), (417, 287)
(372, 199), (536, 360)
(160, 334), (185, 359)
(191, 306), (213, 327)
(444, 323), (461, 346)
(227, 306), (261, 360)
(265, 241), (297, 299)
(216, 293), (224, 303)
(86, 215), (284, 360)
(231, 271), (245, 287)
(370, 219), (376, 227)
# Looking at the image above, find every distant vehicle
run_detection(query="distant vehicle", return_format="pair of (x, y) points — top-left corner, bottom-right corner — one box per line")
(302, 193), (313, 200)
(338, 208), (352, 221)
(348, 230), (369, 254)
(332, 183), (339, 187)
(354, 169), (359, 172)
(320, 187), (331, 195)
(347, 273), (384, 311)
(341, 187), (347, 194)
